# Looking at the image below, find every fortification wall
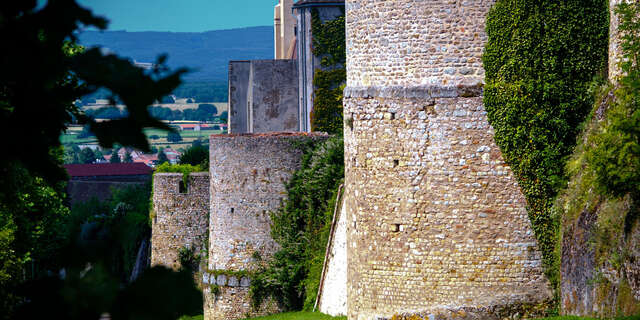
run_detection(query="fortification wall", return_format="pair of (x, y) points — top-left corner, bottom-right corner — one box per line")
(249, 60), (299, 133)
(205, 132), (328, 320)
(609, 0), (624, 82)
(345, 0), (489, 88)
(344, 1), (551, 319)
(228, 60), (300, 133)
(228, 61), (250, 134)
(151, 172), (210, 270)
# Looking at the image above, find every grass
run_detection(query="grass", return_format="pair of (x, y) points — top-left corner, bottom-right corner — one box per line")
(178, 312), (346, 320)
(177, 313), (640, 320)
(241, 312), (345, 320)
(537, 317), (640, 320)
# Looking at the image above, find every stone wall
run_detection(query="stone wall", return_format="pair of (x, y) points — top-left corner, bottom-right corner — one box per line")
(344, 1), (552, 319)
(151, 172), (210, 270)
(609, 0), (624, 82)
(205, 132), (328, 320)
(249, 60), (300, 133)
(345, 0), (491, 88)
(228, 61), (251, 134)
(228, 60), (300, 133)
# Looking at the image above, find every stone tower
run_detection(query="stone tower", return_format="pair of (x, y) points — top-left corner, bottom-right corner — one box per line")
(204, 132), (328, 320)
(343, 1), (552, 319)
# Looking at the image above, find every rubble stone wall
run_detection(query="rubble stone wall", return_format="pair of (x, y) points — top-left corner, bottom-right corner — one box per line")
(205, 132), (328, 320)
(151, 172), (210, 270)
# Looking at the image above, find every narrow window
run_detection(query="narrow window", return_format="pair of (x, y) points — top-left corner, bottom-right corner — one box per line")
(230, 208), (235, 214)
(393, 160), (399, 168)
(390, 112), (396, 120)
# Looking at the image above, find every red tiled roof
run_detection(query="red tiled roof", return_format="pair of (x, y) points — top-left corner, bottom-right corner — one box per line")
(64, 163), (153, 177)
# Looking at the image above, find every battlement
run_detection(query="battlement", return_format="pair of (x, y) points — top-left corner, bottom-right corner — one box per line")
(151, 172), (210, 270)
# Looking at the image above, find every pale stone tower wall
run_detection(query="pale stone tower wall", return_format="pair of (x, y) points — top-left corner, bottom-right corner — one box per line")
(609, 0), (625, 82)
(150, 172), (210, 270)
(204, 132), (328, 320)
(343, 1), (552, 319)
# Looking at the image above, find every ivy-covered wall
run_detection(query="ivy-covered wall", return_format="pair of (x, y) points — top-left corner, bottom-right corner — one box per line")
(310, 9), (345, 134)
(558, 1), (640, 316)
(483, 0), (610, 302)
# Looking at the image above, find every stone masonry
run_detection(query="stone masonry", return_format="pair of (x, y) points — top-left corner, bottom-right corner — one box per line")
(343, 1), (552, 319)
(151, 172), (210, 270)
(204, 132), (328, 320)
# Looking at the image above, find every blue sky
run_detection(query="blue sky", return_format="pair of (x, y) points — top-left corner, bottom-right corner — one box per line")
(75, 0), (277, 32)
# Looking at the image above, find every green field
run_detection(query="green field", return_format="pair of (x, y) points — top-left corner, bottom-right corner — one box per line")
(61, 126), (225, 151)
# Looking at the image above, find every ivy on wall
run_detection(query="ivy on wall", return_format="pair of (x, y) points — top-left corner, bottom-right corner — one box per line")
(556, 3), (640, 315)
(483, 0), (609, 302)
(310, 9), (345, 134)
(250, 136), (344, 311)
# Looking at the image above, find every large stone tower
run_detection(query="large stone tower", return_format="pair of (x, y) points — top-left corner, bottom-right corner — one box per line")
(343, 1), (552, 319)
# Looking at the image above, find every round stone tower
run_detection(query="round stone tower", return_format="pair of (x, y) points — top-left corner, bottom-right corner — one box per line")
(343, 1), (552, 319)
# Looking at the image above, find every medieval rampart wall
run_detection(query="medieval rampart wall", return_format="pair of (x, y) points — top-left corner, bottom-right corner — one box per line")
(151, 172), (210, 270)
(205, 132), (328, 320)
(344, 1), (551, 319)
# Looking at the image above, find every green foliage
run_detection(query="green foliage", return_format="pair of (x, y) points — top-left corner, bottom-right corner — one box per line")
(585, 2), (640, 201)
(310, 10), (345, 134)
(483, 0), (609, 298)
(178, 246), (200, 272)
(556, 7), (640, 316)
(157, 149), (169, 164)
(0, 1), (186, 186)
(0, 162), (70, 317)
(0, 1), (203, 318)
(251, 136), (344, 311)
(68, 184), (152, 280)
(168, 131), (183, 143)
(180, 144), (209, 168)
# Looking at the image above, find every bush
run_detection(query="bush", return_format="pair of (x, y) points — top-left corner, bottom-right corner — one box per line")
(179, 145), (209, 168)
(251, 136), (344, 311)
(167, 131), (182, 143)
(483, 0), (609, 297)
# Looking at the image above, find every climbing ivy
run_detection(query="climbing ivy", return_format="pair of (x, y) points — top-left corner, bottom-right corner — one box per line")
(483, 0), (609, 303)
(310, 9), (345, 134)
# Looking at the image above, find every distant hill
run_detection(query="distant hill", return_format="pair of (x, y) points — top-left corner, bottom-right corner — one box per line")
(78, 26), (274, 82)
